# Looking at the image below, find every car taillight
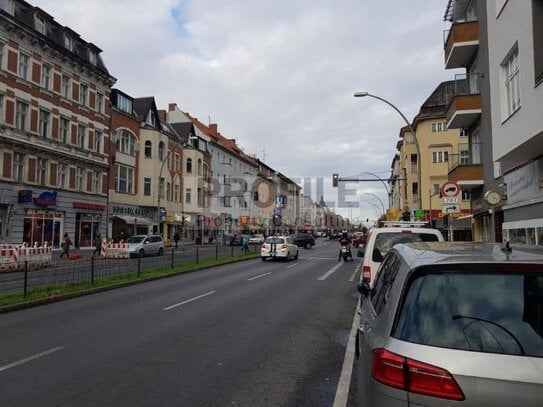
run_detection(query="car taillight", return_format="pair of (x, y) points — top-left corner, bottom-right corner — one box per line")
(372, 349), (464, 401)
(362, 266), (371, 283)
(281, 244), (288, 249)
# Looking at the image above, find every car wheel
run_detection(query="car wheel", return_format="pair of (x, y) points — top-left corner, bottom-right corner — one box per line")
(158, 247), (164, 256)
(304, 242), (311, 249)
(139, 249), (145, 257)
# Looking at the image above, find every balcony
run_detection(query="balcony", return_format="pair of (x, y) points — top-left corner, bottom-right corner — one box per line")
(446, 73), (481, 129)
(448, 142), (484, 191)
(444, 20), (479, 69)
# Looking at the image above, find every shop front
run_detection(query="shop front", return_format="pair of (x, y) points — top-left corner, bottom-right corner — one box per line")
(110, 204), (155, 241)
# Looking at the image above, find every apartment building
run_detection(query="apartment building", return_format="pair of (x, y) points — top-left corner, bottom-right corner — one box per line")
(0, 0), (115, 248)
(486, 1), (543, 244)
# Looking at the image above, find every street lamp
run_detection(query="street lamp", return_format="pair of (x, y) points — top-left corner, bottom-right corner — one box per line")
(365, 192), (386, 216)
(354, 91), (422, 210)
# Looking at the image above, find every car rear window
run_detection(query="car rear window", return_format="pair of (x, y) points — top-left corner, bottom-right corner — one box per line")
(265, 238), (285, 244)
(393, 266), (543, 357)
(373, 232), (439, 261)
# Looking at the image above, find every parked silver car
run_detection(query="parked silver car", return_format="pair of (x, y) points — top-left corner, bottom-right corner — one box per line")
(357, 242), (543, 406)
(126, 235), (164, 258)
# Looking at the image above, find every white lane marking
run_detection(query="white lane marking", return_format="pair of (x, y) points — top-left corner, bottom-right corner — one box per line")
(286, 263), (298, 269)
(163, 291), (216, 311)
(0, 346), (64, 374)
(333, 303), (360, 407)
(349, 260), (362, 282)
(246, 272), (271, 282)
(317, 262), (343, 281)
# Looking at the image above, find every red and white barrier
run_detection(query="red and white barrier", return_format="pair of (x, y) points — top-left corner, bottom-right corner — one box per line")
(102, 242), (130, 259)
(17, 245), (52, 269)
(0, 245), (18, 272)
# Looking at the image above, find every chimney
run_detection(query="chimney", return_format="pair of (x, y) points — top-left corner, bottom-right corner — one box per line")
(168, 103), (177, 111)
(209, 123), (218, 133)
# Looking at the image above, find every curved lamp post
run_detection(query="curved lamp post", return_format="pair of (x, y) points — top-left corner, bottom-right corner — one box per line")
(365, 192), (386, 216)
(354, 91), (422, 210)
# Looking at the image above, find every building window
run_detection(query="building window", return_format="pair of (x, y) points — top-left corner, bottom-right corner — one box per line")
(185, 188), (192, 204)
(37, 158), (47, 186)
(96, 93), (104, 113)
(146, 110), (156, 127)
(58, 163), (67, 188)
(431, 122), (446, 132)
(159, 177), (165, 199)
(460, 150), (470, 165)
(116, 94), (132, 114)
(116, 130), (136, 156)
(76, 167), (84, 191)
(432, 151), (449, 163)
(64, 34), (73, 51)
(174, 184), (179, 202)
(144, 178), (151, 196)
(197, 158), (202, 175)
(158, 142), (165, 160)
(80, 84), (88, 106)
(94, 130), (102, 153)
(144, 141), (152, 158)
(35, 15), (46, 34)
(433, 184), (440, 195)
(0, 42), (4, 70)
(39, 109), (50, 138)
(503, 46), (520, 117)
(77, 124), (86, 149)
(166, 182), (171, 201)
(175, 154), (180, 171)
(533, 0), (543, 85)
(186, 158), (192, 173)
(116, 164), (133, 194)
(61, 75), (70, 98)
(93, 171), (101, 193)
(462, 190), (471, 201)
(18, 53), (29, 80)
(59, 117), (69, 143)
(41, 64), (51, 90)
(15, 101), (28, 131)
(88, 49), (96, 65)
(13, 152), (25, 182)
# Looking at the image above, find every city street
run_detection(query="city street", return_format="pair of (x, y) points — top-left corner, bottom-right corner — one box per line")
(0, 239), (361, 406)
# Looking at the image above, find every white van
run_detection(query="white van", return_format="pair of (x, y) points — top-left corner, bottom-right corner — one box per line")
(358, 224), (444, 285)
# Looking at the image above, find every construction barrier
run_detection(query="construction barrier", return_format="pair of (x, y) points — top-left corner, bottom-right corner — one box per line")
(102, 242), (130, 259)
(0, 245), (18, 272)
(17, 246), (53, 269)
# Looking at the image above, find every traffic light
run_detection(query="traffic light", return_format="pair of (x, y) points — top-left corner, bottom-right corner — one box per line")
(332, 173), (339, 187)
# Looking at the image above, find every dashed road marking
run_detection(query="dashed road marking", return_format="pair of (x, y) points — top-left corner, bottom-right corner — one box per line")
(164, 291), (216, 311)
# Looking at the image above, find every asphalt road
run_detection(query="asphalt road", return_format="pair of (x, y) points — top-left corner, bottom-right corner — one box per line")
(0, 239), (361, 406)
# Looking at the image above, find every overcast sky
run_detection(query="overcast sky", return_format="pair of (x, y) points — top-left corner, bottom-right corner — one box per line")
(32, 0), (455, 223)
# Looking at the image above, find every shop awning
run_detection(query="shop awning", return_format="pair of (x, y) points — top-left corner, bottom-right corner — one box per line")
(113, 215), (154, 226)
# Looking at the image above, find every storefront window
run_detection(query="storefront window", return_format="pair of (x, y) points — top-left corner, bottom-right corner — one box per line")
(526, 228), (536, 245)
(509, 228), (527, 244)
(538, 228), (543, 245)
(75, 213), (101, 248)
(23, 210), (62, 248)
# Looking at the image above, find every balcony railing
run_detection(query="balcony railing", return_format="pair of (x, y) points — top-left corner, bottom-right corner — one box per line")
(454, 72), (480, 95)
(448, 142), (482, 172)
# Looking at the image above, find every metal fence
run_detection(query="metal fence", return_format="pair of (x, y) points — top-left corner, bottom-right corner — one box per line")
(0, 243), (259, 298)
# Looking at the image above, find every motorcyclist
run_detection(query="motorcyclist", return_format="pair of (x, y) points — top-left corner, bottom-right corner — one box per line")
(338, 231), (353, 261)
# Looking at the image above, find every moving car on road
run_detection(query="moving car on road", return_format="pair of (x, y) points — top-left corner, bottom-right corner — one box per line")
(356, 242), (543, 406)
(290, 233), (315, 249)
(126, 235), (164, 258)
(261, 236), (299, 261)
(249, 234), (265, 244)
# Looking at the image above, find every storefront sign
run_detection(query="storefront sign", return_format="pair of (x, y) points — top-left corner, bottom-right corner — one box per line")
(111, 205), (151, 216)
(73, 202), (105, 211)
(505, 159), (543, 204)
(34, 191), (57, 207)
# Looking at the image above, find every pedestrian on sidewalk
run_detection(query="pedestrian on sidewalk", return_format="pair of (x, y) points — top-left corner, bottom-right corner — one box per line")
(173, 231), (180, 248)
(60, 233), (73, 258)
(93, 233), (102, 256)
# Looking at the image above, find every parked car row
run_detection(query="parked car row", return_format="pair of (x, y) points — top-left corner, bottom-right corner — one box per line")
(355, 225), (543, 406)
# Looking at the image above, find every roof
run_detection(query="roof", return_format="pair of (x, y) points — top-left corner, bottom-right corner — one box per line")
(395, 242), (543, 269)
(133, 97), (156, 122)
(412, 81), (456, 128)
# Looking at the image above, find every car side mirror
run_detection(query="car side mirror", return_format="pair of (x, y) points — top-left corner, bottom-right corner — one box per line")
(357, 281), (373, 298)
(357, 248), (364, 257)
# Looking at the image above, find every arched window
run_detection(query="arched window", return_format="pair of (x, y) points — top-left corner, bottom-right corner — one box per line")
(158, 141), (165, 161)
(197, 158), (202, 175)
(144, 141), (152, 158)
(203, 164), (209, 181)
(186, 158), (192, 173)
(115, 129), (136, 156)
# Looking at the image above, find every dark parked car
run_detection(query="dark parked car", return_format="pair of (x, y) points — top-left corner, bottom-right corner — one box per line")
(290, 233), (315, 249)
(356, 242), (543, 406)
